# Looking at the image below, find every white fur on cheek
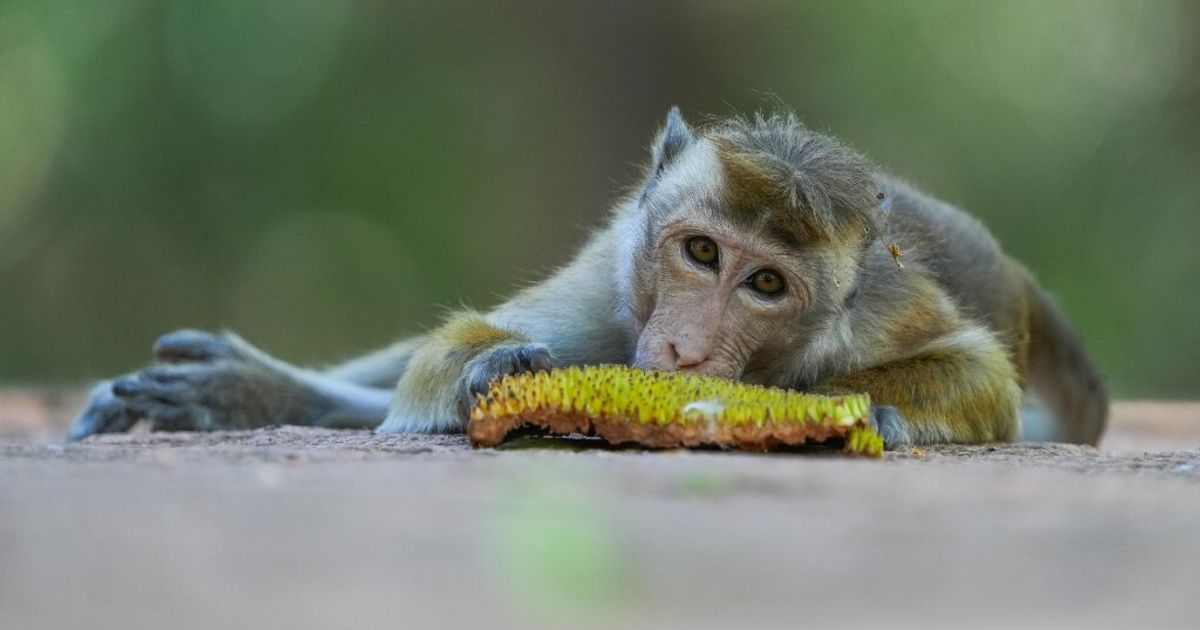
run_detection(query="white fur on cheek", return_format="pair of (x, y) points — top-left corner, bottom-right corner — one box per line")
(611, 200), (649, 334)
(795, 311), (856, 384)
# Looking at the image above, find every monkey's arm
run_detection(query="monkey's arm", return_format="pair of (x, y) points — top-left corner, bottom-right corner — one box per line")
(69, 259), (577, 439)
(803, 263), (1024, 448)
(321, 335), (428, 387)
(378, 228), (631, 433)
(820, 324), (1022, 447)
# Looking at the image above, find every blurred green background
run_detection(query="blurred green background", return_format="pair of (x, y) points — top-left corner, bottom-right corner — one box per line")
(0, 0), (1196, 398)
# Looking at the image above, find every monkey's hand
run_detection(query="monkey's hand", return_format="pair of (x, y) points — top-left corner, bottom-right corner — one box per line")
(69, 330), (337, 440)
(378, 313), (554, 434)
(869, 405), (913, 449)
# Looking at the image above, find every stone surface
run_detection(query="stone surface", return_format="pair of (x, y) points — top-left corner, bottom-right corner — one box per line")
(2, 392), (1199, 629)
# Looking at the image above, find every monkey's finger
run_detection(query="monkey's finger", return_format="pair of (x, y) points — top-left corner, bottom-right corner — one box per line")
(465, 344), (555, 398)
(112, 373), (195, 404)
(466, 368), (495, 398)
(517, 346), (555, 373)
(153, 329), (238, 364)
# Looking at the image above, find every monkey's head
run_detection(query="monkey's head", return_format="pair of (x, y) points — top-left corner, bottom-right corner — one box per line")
(616, 107), (884, 384)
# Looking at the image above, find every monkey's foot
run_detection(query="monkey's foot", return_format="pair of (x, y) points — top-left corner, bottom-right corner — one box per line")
(69, 331), (331, 440)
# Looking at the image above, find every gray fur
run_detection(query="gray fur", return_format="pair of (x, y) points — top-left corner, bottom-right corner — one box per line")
(322, 335), (427, 388)
(654, 105), (695, 171)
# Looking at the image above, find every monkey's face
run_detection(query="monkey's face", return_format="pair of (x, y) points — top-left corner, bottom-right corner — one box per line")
(631, 216), (815, 381)
(619, 109), (877, 384)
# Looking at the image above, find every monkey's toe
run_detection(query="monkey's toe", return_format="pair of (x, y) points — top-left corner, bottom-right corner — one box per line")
(153, 329), (239, 364)
(68, 381), (138, 441)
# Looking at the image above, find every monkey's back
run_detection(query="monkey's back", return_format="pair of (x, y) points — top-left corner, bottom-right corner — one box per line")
(876, 174), (1107, 443)
(877, 175), (1029, 346)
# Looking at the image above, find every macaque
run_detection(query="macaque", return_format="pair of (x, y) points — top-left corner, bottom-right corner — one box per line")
(71, 107), (1108, 447)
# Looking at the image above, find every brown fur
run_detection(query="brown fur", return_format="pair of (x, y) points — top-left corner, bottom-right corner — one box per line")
(707, 113), (882, 245)
(439, 312), (523, 351)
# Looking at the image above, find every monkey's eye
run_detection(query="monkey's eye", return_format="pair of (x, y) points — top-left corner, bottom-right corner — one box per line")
(750, 269), (785, 296)
(685, 236), (719, 268)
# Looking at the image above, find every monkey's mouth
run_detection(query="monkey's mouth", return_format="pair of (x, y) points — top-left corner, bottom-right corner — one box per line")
(630, 356), (745, 382)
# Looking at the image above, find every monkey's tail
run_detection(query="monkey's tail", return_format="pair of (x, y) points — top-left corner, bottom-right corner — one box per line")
(1019, 269), (1109, 445)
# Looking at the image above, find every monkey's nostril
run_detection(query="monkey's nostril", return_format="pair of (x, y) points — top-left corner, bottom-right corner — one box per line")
(669, 343), (709, 370)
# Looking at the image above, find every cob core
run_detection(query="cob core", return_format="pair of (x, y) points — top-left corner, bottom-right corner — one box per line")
(467, 364), (883, 456)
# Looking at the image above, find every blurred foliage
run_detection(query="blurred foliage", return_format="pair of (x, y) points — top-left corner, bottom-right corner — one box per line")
(484, 477), (628, 624)
(0, 0), (1196, 397)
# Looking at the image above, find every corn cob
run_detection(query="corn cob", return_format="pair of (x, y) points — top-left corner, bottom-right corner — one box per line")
(467, 364), (882, 456)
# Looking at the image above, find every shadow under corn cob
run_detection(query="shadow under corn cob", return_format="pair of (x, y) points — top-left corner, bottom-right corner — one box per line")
(468, 365), (882, 456)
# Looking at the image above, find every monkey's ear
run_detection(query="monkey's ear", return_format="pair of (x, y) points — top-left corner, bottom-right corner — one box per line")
(650, 106), (694, 174)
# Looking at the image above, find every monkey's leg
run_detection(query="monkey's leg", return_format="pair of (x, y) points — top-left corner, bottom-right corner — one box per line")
(69, 330), (400, 440)
(821, 327), (1023, 447)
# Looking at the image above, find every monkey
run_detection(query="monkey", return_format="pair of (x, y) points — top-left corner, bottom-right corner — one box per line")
(69, 107), (1108, 448)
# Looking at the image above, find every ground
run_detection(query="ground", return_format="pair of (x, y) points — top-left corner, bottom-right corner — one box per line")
(2, 392), (1198, 629)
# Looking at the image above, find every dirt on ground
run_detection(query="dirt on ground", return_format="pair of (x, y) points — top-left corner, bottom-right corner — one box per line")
(2, 392), (1199, 630)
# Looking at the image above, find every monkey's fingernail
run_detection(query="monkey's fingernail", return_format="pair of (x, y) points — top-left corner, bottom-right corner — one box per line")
(112, 378), (141, 397)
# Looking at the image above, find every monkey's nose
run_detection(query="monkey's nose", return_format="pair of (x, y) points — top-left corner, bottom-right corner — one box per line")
(668, 342), (709, 370)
